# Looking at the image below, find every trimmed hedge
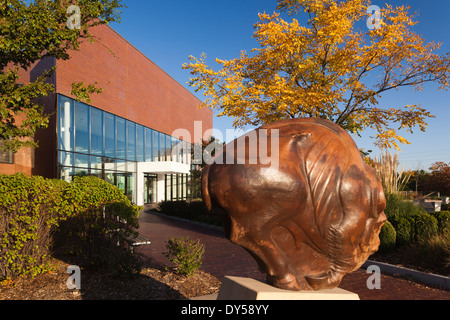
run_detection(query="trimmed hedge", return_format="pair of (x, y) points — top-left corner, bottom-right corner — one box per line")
(158, 200), (222, 227)
(389, 212), (440, 246)
(0, 174), (68, 279)
(389, 215), (414, 246)
(0, 174), (141, 280)
(55, 176), (141, 275)
(433, 211), (450, 235)
(384, 193), (426, 219)
(379, 220), (396, 253)
(413, 213), (438, 241)
(383, 193), (448, 248)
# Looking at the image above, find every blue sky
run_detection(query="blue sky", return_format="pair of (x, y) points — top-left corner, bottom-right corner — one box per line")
(110, 0), (450, 172)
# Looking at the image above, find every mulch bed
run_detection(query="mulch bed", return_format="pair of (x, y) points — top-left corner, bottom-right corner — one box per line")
(0, 259), (222, 300)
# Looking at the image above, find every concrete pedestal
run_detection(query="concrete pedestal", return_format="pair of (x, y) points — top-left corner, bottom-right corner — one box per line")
(217, 276), (360, 300)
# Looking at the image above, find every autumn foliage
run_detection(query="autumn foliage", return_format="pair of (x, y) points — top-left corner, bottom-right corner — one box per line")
(183, 0), (450, 149)
(427, 162), (450, 196)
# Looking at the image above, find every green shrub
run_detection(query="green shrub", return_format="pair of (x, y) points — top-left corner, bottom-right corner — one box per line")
(163, 236), (205, 277)
(384, 193), (426, 220)
(412, 213), (438, 241)
(158, 200), (222, 226)
(390, 215), (414, 246)
(379, 221), (397, 253)
(0, 174), (68, 279)
(55, 176), (141, 276)
(0, 174), (142, 280)
(432, 211), (450, 235)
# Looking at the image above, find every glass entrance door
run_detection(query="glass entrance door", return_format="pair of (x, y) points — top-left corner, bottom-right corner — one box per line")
(144, 174), (158, 204)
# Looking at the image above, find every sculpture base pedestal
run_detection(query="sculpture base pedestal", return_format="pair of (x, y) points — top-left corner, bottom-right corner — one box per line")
(217, 276), (360, 300)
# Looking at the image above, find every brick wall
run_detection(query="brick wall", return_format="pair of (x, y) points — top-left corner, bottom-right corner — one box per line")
(1, 24), (213, 177)
(0, 59), (56, 176)
(56, 24), (213, 143)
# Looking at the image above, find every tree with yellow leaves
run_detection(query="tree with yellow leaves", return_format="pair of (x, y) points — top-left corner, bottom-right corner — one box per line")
(183, 0), (450, 149)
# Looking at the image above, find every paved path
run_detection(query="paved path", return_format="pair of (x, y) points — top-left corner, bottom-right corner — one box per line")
(136, 211), (450, 300)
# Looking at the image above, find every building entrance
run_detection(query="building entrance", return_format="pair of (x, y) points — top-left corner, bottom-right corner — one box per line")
(144, 173), (158, 204)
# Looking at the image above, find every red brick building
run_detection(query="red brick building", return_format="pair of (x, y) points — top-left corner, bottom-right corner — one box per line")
(0, 25), (213, 205)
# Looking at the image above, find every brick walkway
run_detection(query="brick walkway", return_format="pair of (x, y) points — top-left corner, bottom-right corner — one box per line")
(136, 211), (450, 300)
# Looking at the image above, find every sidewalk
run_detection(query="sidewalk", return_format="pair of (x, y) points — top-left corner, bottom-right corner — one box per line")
(136, 211), (450, 300)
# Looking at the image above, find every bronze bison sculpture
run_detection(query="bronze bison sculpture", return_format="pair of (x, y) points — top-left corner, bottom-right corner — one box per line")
(202, 118), (386, 291)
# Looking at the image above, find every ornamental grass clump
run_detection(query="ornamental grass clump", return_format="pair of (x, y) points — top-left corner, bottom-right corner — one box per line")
(373, 152), (411, 196)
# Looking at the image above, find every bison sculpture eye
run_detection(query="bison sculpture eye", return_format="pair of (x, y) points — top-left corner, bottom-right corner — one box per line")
(202, 118), (386, 291)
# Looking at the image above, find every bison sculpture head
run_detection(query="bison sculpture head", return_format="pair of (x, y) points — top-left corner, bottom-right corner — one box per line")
(202, 118), (386, 291)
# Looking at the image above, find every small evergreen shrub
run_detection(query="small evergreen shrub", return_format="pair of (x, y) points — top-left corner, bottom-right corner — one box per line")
(163, 236), (205, 277)
(158, 200), (222, 226)
(433, 211), (450, 235)
(390, 215), (414, 246)
(412, 213), (438, 241)
(379, 221), (396, 253)
(384, 193), (426, 220)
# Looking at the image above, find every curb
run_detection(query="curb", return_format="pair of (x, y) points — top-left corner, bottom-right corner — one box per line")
(362, 260), (450, 290)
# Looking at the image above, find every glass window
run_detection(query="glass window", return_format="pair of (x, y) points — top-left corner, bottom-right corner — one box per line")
(172, 138), (182, 163)
(165, 174), (172, 201)
(152, 131), (160, 162)
(126, 163), (137, 204)
(58, 151), (73, 168)
(116, 118), (126, 160)
(58, 96), (74, 152)
(56, 95), (144, 204)
(166, 135), (172, 162)
(178, 139), (184, 163)
(102, 157), (116, 172)
(145, 128), (153, 162)
(105, 171), (116, 186)
(74, 102), (89, 153)
(184, 142), (191, 164)
(104, 113), (116, 158)
(160, 133), (166, 161)
(182, 174), (187, 199)
(187, 175), (192, 199)
(74, 153), (90, 169)
(91, 108), (103, 156)
(127, 121), (136, 161)
(126, 172), (136, 204)
(74, 168), (89, 178)
(89, 169), (103, 180)
(172, 174), (178, 200)
(90, 156), (103, 171)
(59, 166), (74, 183)
(116, 173), (126, 194)
(179, 140), (184, 163)
(136, 124), (144, 162)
